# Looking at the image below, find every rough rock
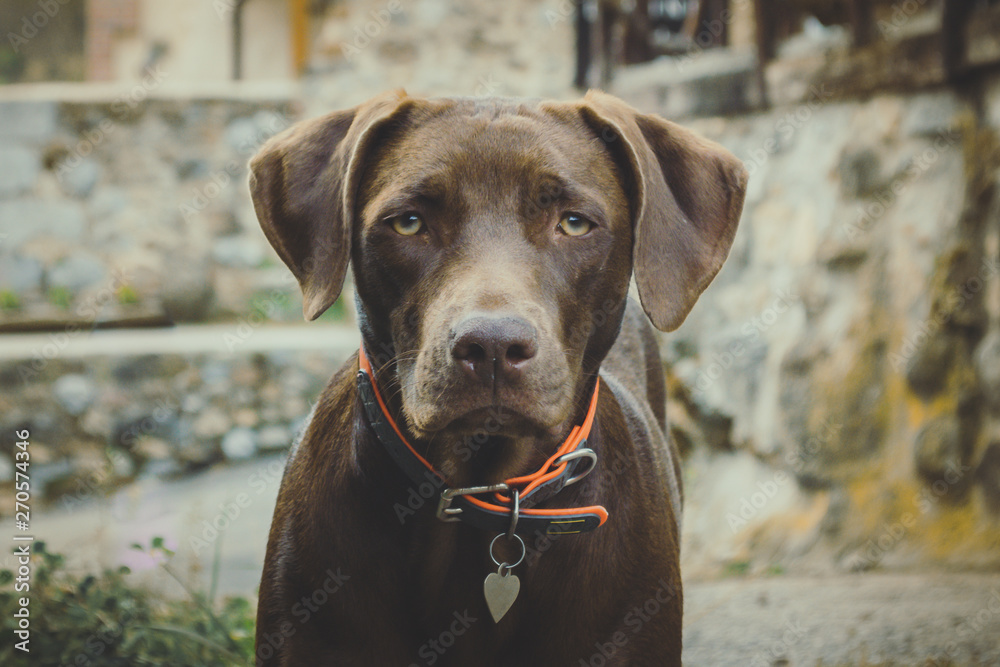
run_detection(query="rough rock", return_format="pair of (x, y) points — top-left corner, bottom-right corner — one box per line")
(681, 449), (815, 574)
(88, 187), (129, 221)
(0, 255), (44, 293)
(174, 440), (221, 467)
(171, 417), (218, 467)
(211, 235), (266, 268)
(900, 91), (962, 137)
(133, 437), (173, 462)
(648, 84), (1000, 570)
(48, 253), (107, 291)
(192, 406), (231, 441)
(914, 415), (963, 485)
(974, 331), (1000, 410)
(80, 407), (114, 440)
(0, 146), (41, 198)
(233, 408), (259, 429)
(281, 397), (309, 422)
(34, 460), (79, 499)
(905, 331), (960, 398)
(221, 427), (258, 460)
(53, 374), (96, 416)
(181, 393), (208, 414)
(837, 147), (884, 199)
(176, 158), (210, 180)
(257, 424), (291, 452)
(0, 96), (299, 322)
(977, 442), (1000, 512)
(160, 261), (215, 323)
(0, 101), (58, 144)
(0, 199), (86, 247)
(224, 117), (261, 153)
(58, 159), (102, 199)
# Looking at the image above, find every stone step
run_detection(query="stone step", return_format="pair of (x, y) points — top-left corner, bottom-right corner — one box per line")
(611, 48), (762, 118)
(0, 322), (358, 360)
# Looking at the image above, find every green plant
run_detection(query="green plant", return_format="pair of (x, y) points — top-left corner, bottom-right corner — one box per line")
(0, 290), (20, 310)
(722, 560), (751, 577)
(0, 46), (26, 84)
(47, 286), (73, 309)
(117, 284), (140, 305)
(0, 540), (254, 665)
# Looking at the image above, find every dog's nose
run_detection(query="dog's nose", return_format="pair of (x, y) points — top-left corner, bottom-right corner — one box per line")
(451, 316), (538, 385)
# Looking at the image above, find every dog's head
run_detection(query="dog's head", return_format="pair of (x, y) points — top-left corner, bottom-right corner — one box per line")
(250, 90), (745, 464)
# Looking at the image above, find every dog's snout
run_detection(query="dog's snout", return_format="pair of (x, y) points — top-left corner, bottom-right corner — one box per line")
(451, 315), (538, 385)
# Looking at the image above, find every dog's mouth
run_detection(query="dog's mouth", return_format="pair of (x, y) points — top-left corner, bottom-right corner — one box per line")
(418, 406), (581, 483)
(399, 399), (575, 483)
(405, 402), (562, 442)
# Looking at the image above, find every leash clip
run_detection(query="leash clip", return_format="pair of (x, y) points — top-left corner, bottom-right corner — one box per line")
(437, 483), (509, 522)
(554, 447), (598, 487)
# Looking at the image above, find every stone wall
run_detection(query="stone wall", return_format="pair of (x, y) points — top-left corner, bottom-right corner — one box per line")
(632, 81), (1000, 574)
(0, 87), (311, 330)
(0, 330), (355, 504)
(2, 35), (998, 575)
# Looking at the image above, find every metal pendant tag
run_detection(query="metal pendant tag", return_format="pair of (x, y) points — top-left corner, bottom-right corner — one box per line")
(484, 565), (520, 623)
(485, 522), (526, 623)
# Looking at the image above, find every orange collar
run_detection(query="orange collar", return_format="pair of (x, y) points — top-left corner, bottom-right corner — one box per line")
(357, 346), (608, 536)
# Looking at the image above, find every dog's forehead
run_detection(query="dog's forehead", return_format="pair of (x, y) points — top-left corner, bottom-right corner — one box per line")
(364, 97), (621, 201)
(408, 97), (591, 153)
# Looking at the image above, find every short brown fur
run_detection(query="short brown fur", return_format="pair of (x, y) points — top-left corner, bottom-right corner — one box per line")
(250, 90), (746, 666)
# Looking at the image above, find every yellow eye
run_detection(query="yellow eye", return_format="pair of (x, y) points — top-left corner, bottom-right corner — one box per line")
(389, 213), (424, 236)
(557, 213), (593, 237)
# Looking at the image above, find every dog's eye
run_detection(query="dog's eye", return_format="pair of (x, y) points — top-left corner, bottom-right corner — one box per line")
(388, 213), (425, 236)
(557, 213), (594, 237)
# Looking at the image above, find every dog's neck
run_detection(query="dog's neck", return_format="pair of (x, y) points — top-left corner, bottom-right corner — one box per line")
(356, 341), (608, 545)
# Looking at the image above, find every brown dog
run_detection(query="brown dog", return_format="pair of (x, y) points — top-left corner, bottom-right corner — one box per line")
(250, 89), (746, 666)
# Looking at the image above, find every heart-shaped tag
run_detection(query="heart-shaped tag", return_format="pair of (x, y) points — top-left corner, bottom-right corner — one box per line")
(483, 570), (520, 623)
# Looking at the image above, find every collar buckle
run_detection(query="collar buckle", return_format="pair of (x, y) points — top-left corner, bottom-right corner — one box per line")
(554, 447), (598, 487)
(436, 483), (510, 522)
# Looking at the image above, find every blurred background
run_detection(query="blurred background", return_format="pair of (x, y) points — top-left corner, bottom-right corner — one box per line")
(1, 0), (999, 664)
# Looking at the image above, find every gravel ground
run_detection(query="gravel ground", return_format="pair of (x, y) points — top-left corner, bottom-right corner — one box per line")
(684, 573), (1000, 666)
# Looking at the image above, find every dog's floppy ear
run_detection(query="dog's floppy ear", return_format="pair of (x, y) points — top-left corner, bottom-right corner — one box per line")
(249, 89), (409, 320)
(578, 90), (748, 331)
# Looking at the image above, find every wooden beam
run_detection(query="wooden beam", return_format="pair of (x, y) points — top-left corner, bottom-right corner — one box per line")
(848, 0), (873, 48)
(289, 0), (309, 76)
(942, 0), (975, 81)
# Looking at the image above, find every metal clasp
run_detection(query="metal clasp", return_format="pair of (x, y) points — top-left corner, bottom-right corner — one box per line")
(436, 482), (509, 522)
(554, 448), (598, 487)
(505, 489), (520, 539)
